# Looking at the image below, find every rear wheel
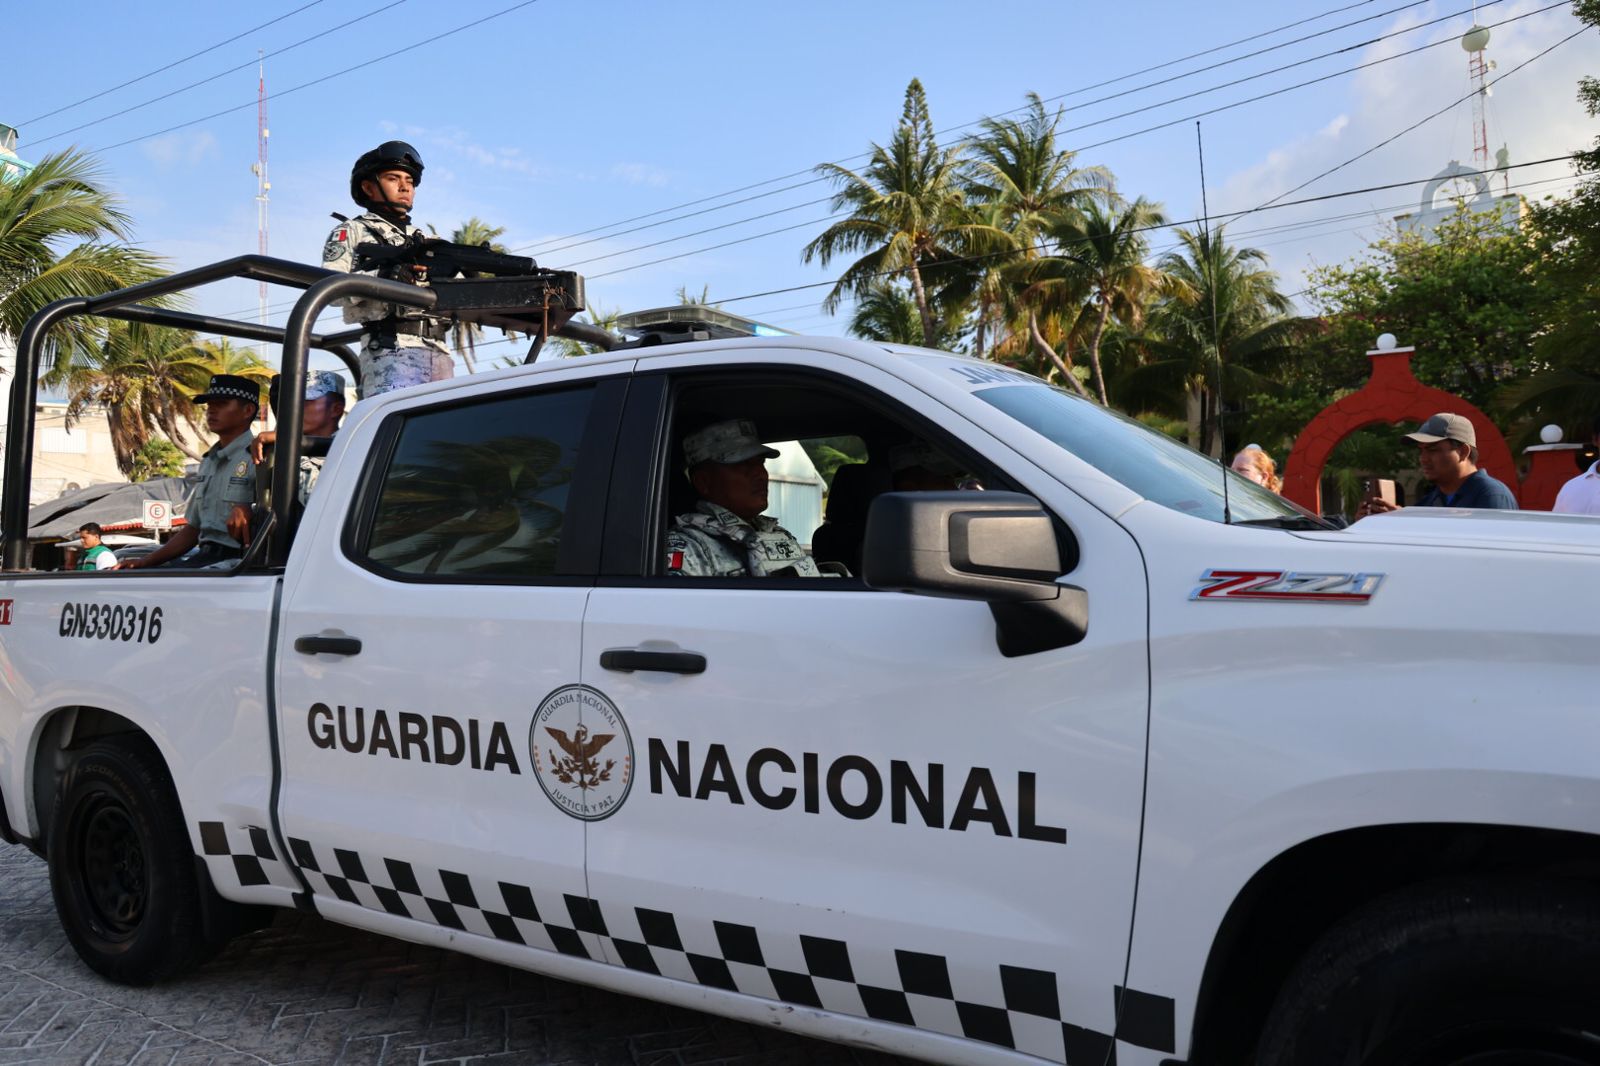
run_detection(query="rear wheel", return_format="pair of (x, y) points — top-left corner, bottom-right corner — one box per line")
(48, 736), (216, 983)
(1257, 880), (1600, 1066)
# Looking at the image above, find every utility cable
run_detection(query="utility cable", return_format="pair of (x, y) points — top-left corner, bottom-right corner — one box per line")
(1245, 21), (1590, 215)
(555, 0), (1553, 274)
(25, 0), (412, 147)
(19, 1), (329, 127)
(698, 155), (1578, 307)
(534, 0), (1484, 260)
(521, 0), (1534, 260)
(512, 0), (1432, 255)
(71, 0), (544, 155)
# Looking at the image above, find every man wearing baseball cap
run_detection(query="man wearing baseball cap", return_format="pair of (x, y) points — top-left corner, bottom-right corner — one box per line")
(666, 419), (821, 577)
(125, 374), (260, 569)
(1357, 411), (1517, 519)
(253, 370), (349, 506)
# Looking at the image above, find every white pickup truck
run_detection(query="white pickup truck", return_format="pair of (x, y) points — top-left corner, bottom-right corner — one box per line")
(2, 260), (1599, 1066)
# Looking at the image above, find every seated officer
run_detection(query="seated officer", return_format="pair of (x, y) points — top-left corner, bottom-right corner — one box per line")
(666, 419), (821, 578)
(253, 370), (348, 506)
(124, 375), (259, 570)
(889, 440), (967, 491)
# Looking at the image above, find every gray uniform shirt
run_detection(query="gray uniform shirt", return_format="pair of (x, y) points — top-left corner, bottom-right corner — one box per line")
(322, 212), (453, 397)
(665, 501), (821, 578)
(188, 432), (256, 549)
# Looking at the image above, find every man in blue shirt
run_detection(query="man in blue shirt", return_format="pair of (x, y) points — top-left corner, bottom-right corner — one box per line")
(1357, 412), (1518, 519)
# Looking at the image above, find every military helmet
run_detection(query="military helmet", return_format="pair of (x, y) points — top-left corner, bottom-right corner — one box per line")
(350, 140), (424, 207)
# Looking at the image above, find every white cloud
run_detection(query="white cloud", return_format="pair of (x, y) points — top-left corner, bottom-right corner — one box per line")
(140, 131), (219, 168)
(376, 122), (545, 177)
(1208, 0), (1594, 296)
(610, 162), (671, 187)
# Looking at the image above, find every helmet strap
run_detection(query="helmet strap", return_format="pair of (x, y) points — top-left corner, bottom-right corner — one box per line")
(360, 177), (411, 224)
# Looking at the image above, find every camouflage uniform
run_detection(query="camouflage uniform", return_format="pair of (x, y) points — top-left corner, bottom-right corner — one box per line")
(666, 501), (821, 578)
(321, 212), (453, 398)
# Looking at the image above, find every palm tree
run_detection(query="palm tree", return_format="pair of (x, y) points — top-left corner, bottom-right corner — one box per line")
(959, 93), (1113, 371)
(543, 303), (624, 360)
(447, 217), (512, 372)
(847, 278), (966, 349)
(675, 283), (719, 307)
(965, 93), (1111, 248)
(1136, 227), (1303, 455)
(1037, 197), (1167, 404)
(0, 149), (166, 366)
(803, 79), (1007, 344)
(48, 323), (214, 471)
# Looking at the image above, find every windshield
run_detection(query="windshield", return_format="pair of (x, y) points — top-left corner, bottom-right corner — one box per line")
(974, 384), (1311, 525)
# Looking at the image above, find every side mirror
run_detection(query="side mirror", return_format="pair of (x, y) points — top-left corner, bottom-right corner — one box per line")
(862, 492), (1088, 657)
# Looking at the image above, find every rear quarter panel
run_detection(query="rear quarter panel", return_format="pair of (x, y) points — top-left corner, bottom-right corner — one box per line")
(1120, 502), (1600, 1059)
(0, 572), (297, 903)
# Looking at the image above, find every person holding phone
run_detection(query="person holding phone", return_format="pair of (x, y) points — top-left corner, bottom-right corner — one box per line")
(1355, 412), (1517, 520)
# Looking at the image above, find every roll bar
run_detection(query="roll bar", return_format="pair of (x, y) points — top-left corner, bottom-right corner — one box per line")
(1, 254), (609, 570)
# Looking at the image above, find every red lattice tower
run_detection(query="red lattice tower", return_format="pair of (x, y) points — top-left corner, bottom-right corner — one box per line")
(1463, 24), (1492, 172)
(253, 56), (271, 326)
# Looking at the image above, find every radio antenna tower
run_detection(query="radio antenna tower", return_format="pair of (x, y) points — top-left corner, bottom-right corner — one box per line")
(251, 53), (271, 328)
(1462, 19), (1493, 172)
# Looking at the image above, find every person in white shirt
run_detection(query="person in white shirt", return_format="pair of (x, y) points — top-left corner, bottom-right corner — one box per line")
(1552, 417), (1600, 516)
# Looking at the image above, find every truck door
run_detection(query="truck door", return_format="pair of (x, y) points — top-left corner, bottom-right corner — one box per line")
(275, 368), (625, 963)
(569, 358), (1158, 1062)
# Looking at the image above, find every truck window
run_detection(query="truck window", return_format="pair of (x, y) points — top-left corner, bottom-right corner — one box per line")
(361, 386), (594, 579)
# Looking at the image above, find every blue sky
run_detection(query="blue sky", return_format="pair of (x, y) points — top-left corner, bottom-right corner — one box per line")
(8, 0), (1597, 376)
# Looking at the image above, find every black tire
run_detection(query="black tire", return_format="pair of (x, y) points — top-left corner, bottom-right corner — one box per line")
(1257, 879), (1600, 1066)
(47, 735), (217, 983)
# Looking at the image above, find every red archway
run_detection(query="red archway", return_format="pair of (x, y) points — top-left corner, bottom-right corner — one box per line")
(1281, 344), (1518, 513)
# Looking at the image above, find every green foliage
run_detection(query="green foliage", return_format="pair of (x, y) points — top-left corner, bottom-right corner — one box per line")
(803, 79), (1011, 345)
(0, 149), (167, 370)
(448, 217), (513, 370)
(801, 437), (868, 487)
(1306, 209), (1551, 415)
(128, 438), (184, 482)
(1506, 0), (1600, 444)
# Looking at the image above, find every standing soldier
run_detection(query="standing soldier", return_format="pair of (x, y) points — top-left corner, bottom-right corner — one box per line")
(322, 141), (453, 398)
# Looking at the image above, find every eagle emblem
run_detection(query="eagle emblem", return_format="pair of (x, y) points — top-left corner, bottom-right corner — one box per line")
(544, 724), (616, 791)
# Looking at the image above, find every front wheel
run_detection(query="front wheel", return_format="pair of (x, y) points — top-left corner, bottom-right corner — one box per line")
(48, 736), (214, 983)
(1257, 879), (1600, 1066)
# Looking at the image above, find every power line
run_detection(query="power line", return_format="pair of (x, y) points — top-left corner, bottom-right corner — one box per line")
(699, 155), (1579, 308)
(522, 0), (1537, 267)
(26, 0), (412, 147)
(73, 0), (545, 156)
(512, 0), (1431, 256)
(1246, 20), (1590, 216)
(18, 1), (329, 127)
(584, 6), (1571, 287)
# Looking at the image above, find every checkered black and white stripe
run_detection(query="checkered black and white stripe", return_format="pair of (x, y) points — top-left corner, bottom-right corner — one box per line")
(195, 821), (299, 891)
(262, 835), (1177, 1062)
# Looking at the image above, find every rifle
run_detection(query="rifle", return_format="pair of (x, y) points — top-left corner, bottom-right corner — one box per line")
(353, 234), (538, 281)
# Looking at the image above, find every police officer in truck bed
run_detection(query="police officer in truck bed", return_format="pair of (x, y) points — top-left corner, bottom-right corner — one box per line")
(322, 141), (453, 398)
(123, 375), (259, 570)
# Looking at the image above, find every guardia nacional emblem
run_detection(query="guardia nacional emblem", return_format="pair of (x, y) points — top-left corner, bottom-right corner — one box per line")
(530, 685), (633, 821)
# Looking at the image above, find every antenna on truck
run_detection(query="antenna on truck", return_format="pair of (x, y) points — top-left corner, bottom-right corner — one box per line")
(1196, 120), (1232, 525)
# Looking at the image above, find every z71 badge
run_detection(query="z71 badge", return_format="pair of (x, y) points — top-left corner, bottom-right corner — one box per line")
(1190, 569), (1385, 604)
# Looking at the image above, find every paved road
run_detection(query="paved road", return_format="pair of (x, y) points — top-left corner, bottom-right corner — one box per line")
(0, 843), (909, 1066)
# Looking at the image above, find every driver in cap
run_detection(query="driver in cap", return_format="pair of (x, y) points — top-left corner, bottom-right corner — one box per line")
(666, 419), (821, 578)
(322, 140), (453, 398)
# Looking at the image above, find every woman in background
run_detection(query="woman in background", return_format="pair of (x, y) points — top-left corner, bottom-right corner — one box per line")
(1231, 445), (1282, 494)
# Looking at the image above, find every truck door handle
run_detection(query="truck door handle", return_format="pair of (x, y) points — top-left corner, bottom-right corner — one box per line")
(599, 648), (706, 674)
(294, 634), (362, 657)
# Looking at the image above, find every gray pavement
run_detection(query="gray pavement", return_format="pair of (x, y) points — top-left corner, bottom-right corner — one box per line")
(0, 843), (909, 1066)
